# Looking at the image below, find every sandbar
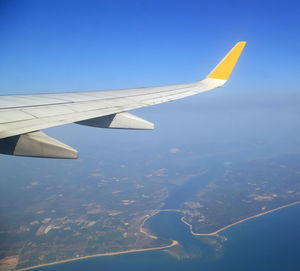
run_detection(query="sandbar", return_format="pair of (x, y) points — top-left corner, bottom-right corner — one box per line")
(17, 200), (300, 270)
(17, 240), (178, 271)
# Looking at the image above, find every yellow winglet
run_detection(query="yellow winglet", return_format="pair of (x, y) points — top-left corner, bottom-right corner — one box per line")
(208, 41), (246, 80)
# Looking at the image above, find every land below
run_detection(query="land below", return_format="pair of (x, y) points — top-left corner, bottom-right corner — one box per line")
(1, 154), (300, 270)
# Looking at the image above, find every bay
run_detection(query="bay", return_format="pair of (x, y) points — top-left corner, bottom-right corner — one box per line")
(31, 204), (300, 271)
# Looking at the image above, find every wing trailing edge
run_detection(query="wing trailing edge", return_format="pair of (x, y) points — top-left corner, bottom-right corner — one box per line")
(0, 111), (153, 158)
(0, 42), (246, 159)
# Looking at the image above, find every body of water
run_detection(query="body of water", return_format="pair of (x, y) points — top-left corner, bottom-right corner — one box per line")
(32, 204), (300, 271)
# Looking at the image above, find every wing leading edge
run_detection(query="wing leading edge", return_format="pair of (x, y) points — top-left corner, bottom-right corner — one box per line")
(0, 42), (246, 158)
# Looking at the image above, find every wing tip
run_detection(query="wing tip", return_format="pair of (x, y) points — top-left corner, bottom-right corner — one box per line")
(207, 41), (246, 81)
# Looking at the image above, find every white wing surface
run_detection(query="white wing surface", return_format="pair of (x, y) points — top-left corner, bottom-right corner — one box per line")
(0, 42), (246, 158)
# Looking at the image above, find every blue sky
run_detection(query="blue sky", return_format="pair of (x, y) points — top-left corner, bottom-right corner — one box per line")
(0, 0), (299, 97)
(0, 1), (300, 200)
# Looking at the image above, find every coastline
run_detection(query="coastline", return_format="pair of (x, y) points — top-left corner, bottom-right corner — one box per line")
(139, 209), (184, 240)
(17, 240), (178, 271)
(16, 200), (300, 271)
(181, 200), (300, 236)
(139, 201), (300, 237)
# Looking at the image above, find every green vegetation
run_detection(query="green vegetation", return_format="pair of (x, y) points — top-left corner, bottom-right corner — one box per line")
(0, 153), (300, 270)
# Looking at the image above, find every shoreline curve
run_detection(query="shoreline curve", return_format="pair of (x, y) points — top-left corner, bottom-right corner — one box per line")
(139, 201), (300, 237)
(17, 240), (178, 271)
(17, 200), (300, 271)
(181, 201), (300, 236)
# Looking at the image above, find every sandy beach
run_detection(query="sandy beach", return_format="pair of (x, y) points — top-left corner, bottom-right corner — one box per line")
(17, 240), (178, 271)
(17, 200), (300, 271)
(181, 201), (300, 236)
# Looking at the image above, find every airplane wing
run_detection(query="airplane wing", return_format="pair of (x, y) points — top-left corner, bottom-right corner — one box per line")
(0, 42), (246, 159)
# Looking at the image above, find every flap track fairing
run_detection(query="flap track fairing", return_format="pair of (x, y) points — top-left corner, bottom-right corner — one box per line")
(76, 112), (154, 130)
(0, 131), (78, 159)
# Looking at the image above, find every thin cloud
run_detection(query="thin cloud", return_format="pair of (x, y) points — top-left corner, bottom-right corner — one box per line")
(170, 147), (180, 153)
